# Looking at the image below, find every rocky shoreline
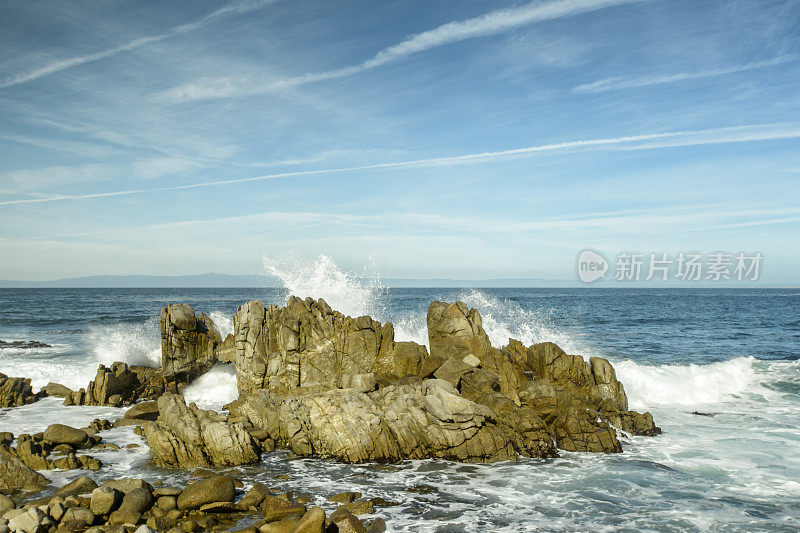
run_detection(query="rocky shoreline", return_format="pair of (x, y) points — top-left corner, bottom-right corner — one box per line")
(0, 297), (660, 531)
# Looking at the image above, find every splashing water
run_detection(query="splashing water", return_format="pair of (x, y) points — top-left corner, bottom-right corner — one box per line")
(183, 364), (239, 411)
(614, 356), (759, 410)
(208, 310), (234, 337)
(88, 319), (161, 368)
(458, 289), (591, 354)
(262, 253), (385, 319)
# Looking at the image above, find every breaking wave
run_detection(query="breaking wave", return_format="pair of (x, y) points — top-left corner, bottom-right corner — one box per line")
(262, 253), (385, 319)
(88, 319), (161, 368)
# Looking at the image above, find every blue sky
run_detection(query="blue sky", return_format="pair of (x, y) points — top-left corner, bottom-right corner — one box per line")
(0, 0), (798, 283)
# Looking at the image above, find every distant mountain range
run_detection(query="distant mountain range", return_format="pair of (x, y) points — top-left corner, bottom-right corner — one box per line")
(0, 274), (790, 288)
(0, 273), (574, 288)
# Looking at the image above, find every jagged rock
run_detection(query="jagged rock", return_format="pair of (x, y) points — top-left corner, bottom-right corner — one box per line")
(233, 297), (423, 396)
(427, 301), (492, 363)
(160, 304), (221, 381)
(0, 373), (39, 407)
(176, 476), (235, 509)
(0, 340), (50, 349)
(230, 379), (515, 463)
(64, 363), (170, 407)
(216, 334), (235, 364)
(432, 356), (474, 388)
(0, 455), (48, 492)
(143, 393), (259, 467)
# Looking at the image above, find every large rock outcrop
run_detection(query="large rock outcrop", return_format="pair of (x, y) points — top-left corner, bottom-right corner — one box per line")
(0, 373), (39, 407)
(233, 297), (426, 395)
(143, 393), (259, 468)
(161, 304), (222, 381)
(226, 298), (659, 461)
(230, 379), (515, 463)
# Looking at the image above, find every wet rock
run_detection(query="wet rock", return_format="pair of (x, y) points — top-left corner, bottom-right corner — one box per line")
(161, 304), (221, 381)
(100, 479), (154, 495)
(0, 340), (50, 349)
(143, 393), (259, 467)
(327, 492), (361, 505)
(0, 455), (48, 492)
(176, 476), (235, 510)
(0, 373), (39, 407)
(330, 511), (367, 533)
(340, 500), (374, 516)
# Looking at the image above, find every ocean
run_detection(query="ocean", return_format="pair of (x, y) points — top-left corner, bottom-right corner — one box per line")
(1, 280), (798, 531)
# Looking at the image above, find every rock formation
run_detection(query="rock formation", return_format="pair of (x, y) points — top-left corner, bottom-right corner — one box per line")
(0, 373), (39, 408)
(233, 297), (425, 396)
(224, 297), (659, 463)
(231, 378), (516, 463)
(427, 300), (492, 363)
(64, 362), (170, 407)
(160, 303), (222, 381)
(143, 393), (259, 468)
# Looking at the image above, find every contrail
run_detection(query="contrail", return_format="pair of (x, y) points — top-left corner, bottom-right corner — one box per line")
(2, 123), (798, 206)
(0, 0), (279, 88)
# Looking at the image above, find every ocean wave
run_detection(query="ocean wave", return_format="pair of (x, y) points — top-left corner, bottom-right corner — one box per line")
(613, 356), (760, 410)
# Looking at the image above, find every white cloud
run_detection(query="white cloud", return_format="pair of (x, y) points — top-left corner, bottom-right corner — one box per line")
(2, 122), (798, 206)
(573, 55), (796, 93)
(157, 0), (648, 102)
(0, 0), (278, 88)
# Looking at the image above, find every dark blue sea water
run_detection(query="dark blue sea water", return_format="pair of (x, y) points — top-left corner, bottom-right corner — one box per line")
(1, 285), (799, 531)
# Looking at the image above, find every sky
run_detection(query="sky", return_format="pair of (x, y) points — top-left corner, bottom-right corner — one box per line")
(0, 0), (798, 283)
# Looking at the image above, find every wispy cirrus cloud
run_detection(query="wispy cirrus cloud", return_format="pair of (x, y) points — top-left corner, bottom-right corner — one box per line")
(0, 0), (278, 88)
(573, 55), (796, 93)
(2, 122), (799, 206)
(157, 0), (649, 102)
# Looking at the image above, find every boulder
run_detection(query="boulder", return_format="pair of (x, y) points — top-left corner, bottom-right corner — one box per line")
(40, 382), (73, 398)
(90, 486), (123, 516)
(101, 478), (154, 495)
(160, 304), (221, 381)
(57, 475), (98, 495)
(0, 455), (48, 492)
(0, 373), (39, 407)
(123, 401), (160, 421)
(294, 506), (325, 533)
(176, 476), (235, 509)
(427, 301), (492, 362)
(143, 393), (259, 467)
(43, 424), (88, 446)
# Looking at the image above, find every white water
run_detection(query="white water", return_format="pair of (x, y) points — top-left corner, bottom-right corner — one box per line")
(1, 256), (798, 531)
